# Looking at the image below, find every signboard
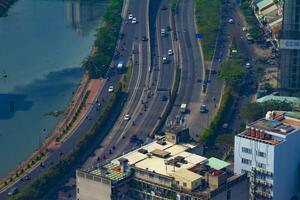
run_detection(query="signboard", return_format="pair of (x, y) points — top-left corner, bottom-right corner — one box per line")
(280, 39), (300, 49)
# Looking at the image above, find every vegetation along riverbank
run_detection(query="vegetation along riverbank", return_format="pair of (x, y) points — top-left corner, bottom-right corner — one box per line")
(0, 0), (17, 17)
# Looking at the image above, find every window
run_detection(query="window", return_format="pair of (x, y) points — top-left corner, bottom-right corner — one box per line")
(241, 158), (252, 165)
(241, 169), (249, 175)
(183, 182), (187, 187)
(256, 151), (266, 158)
(242, 147), (252, 154)
(256, 162), (266, 169)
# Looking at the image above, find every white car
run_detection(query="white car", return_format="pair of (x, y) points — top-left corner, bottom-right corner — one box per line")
(245, 62), (251, 69)
(162, 56), (168, 64)
(124, 114), (131, 121)
(168, 49), (173, 55)
(108, 86), (114, 92)
(128, 14), (133, 20)
(132, 17), (137, 24)
(228, 18), (234, 24)
(242, 27), (248, 32)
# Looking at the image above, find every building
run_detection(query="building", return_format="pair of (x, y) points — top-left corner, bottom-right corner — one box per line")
(234, 111), (300, 200)
(77, 128), (249, 200)
(279, 0), (300, 89)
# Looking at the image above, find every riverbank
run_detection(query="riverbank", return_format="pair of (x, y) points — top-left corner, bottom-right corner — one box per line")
(0, 0), (17, 17)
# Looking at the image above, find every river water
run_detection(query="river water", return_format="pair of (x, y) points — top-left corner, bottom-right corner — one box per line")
(0, 0), (108, 178)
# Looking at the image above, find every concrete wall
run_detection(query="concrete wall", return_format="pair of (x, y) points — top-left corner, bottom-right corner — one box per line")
(211, 177), (249, 200)
(76, 170), (112, 200)
(234, 135), (275, 174)
(273, 132), (300, 200)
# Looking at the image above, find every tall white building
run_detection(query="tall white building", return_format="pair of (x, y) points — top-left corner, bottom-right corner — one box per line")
(234, 111), (300, 200)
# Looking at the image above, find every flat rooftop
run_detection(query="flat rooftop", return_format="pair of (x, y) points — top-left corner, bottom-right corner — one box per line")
(111, 140), (207, 177)
(238, 111), (300, 145)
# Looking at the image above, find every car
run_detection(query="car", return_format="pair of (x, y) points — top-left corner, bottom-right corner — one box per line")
(130, 134), (138, 143)
(132, 17), (137, 24)
(8, 187), (19, 196)
(200, 105), (207, 113)
(245, 62), (251, 69)
(162, 56), (168, 64)
(124, 114), (131, 121)
(161, 95), (168, 101)
(119, 32), (125, 40)
(128, 14), (133, 20)
(25, 175), (31, 180)
(168, 49), (173, 55)
(161, 28), (166, 37)
(162, 5), (167, 10)
(228, 18), (234, 24)
(108, 86), (114, 92)
(142, 36), (148, 41)
(242, 27), (248, 31)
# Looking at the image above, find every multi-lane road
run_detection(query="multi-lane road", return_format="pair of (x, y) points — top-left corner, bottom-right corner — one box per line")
(1, 0), (232, 198)
(83, 0), (177, 167)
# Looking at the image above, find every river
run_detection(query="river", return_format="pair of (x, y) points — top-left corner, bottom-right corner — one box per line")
(0, 0), (109, 179)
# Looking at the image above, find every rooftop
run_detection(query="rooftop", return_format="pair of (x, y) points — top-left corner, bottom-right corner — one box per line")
(238, 111), (300, 145)
(207, 157), (230, 170)
(256, 0), (275, 10)
(256, 95), (300, 105)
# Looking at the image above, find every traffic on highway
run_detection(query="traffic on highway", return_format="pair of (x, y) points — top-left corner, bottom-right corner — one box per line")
(0, 0), (264, 199)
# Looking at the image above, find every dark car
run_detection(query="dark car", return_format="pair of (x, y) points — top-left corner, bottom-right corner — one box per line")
(161, 95), (168, 101)
(142, 36), (148, 41)
(8, 187), (19, 196)
(130, 134), (138, 143)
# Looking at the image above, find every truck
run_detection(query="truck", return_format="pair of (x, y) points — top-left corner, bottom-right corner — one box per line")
(180, 104), (187, 113)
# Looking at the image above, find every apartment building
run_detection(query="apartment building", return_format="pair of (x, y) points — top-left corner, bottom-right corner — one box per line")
(234, 111), (300, 200)
(77, 128), (249, 200)
(279, 0), (300, 89)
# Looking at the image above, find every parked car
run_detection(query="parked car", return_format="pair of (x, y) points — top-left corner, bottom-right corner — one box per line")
(168, 49), (173, 55)
(128, 14), (133, 20)
(228, 18), (234, 24)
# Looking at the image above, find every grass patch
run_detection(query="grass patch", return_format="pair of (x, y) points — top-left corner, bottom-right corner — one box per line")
(121, 66), (132, 91)
(194, 0), (222, 60)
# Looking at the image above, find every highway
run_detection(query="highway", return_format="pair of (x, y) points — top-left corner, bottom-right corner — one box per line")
(83, 0), (177, 167)
(166, 0), (204, 137)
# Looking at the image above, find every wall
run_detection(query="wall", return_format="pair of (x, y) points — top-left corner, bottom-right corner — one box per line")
(234, 135), (275, 175)
(76, 170), (112, 200)
(211, 177), (249, 200)
(273, 132), (300, 200)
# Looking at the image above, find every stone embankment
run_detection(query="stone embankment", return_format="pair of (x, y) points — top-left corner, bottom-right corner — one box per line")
(0, 0), (17, 17)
